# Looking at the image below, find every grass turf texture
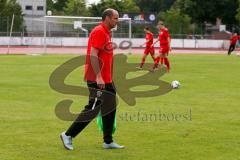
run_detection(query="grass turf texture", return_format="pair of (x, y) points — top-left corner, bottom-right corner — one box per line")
(0, 54), (240, 160)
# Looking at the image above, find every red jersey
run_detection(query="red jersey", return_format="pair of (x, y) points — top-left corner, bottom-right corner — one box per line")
(146, 32), (154, 47)
(159, 27), (170, 46)
(230, 35), (239, 45)
(84, 23), (113, 83)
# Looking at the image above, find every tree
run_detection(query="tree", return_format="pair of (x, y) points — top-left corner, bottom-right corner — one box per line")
(89, 0), (140, 17)
(47, 0), (68, 15)
(0, 0), (23, 32)
(175, 0), (238, 25)
(64, 0), (89, 16)
(53, 0), (68, 11)
(47, 0), (54, 12)
(158, 7), (191, 35)
(0, 0), (7, 13)
(134, 0), (176, 12)
(236, 0), (240, 22)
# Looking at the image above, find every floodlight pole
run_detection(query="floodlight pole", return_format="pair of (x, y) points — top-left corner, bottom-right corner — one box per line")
(7, 14), (15, 55)
(44, 0), (47, 54)
(44, 16), (47, 54)
(129, 18), (132, 55)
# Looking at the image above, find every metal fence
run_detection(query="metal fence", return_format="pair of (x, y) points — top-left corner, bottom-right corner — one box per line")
(0, 16), (239, 39)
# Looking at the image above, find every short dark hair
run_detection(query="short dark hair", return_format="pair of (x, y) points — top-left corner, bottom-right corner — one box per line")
(102, 9), (114, 21)
(144, 26), (149, 30)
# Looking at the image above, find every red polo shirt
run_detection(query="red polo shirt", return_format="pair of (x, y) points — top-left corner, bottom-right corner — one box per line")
(84, 23), (113, 83)
(146, 32), (154, 47)
(230, 35), (239, 45)
(159, 27), (170, 46)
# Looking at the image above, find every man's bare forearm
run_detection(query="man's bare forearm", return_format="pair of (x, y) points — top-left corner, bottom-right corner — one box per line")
(90, 47), (105, 89)
(90, 47), (102, 78)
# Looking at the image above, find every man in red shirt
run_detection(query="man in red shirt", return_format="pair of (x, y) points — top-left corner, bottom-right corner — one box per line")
(228, 33), (239, 55)
(150, 21), (171, 72)
(60, 8), (124, 150)
(136, 27), (155, 69)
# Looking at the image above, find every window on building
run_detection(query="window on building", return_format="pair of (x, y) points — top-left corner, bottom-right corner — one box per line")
(25, 5), (33, 10)
(37, 6), (44, 11)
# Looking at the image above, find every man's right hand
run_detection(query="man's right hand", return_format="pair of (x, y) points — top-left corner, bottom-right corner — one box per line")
(96, 75), (105, 89)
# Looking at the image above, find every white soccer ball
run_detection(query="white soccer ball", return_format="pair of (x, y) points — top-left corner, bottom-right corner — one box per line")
(171, 80), (180, 89)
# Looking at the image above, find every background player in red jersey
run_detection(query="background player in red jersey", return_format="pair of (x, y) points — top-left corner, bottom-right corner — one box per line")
(150, 21), (171, 72)
(136, 27), (155, 69)
(228, 33), (239, 55)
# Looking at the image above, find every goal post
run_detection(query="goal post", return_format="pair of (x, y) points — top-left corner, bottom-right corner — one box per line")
(43, 15), (132, 54)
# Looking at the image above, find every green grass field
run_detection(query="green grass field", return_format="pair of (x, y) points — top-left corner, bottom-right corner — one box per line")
(0, 54), (240, 160)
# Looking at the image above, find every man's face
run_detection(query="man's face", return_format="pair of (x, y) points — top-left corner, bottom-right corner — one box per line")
(157, 21), (164, 29)
(107, 11), (119, 29)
